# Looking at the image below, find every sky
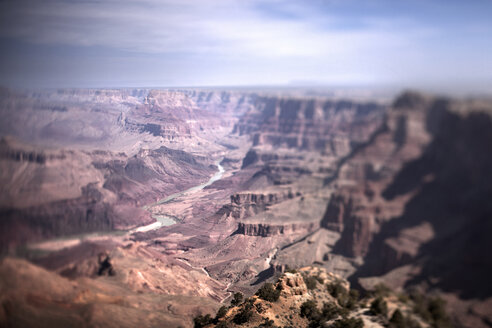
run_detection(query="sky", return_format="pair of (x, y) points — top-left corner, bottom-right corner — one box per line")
(0, 0), (491, 91)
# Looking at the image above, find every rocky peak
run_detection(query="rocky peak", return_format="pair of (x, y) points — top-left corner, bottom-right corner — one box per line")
(194, 266), (444, 328)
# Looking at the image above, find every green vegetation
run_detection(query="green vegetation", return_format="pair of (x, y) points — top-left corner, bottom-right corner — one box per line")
(193, 314), (213, 328)
(410, 293), (452, 328)
(337, 289), (359, 310)
(259, 317), (276, 327)
(285, 266), (298, 274)
(303, 275), (318, 290)
(390, 309), (405, 327)
(369, 297), (388, 316)
(321, 302), (341, 321)
(331, 317), (364, 328)
(389, 309), (423, 328)
(215, 322), (228, 328)
(427, 297), (452, 328)
(327, 281), (346, 298)
(300, 300), (320, 320)
(326, 282), (359, 310)
(233, 303), (254, 324)
(300, 299), (354, 327)
(372, 283), (391, 297)
(215, 306), (228, 319)
(256, 282), (281, 302)
(231, 292), (244, 306)
(199, 270), (452, 328)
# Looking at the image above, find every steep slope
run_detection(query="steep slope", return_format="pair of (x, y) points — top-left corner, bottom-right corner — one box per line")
(0, 88), (231, 253)
(0, 137), (216, 253)
(234, 96), (385, 153)
(0, 256), (220, 328)
(319, 92), (492, 327)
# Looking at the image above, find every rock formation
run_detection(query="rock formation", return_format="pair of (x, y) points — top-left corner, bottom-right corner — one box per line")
(1, 88), (491, 327)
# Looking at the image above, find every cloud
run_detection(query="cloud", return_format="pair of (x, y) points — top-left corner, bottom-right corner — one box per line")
(0, 0), (490, 88)
(0, 0), (429, 57)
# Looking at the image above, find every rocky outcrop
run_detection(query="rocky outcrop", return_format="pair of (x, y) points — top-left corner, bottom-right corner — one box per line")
(319, 92), (492, 327)
(234, 222), (318, 237)
(202, 266), (442, 328)
(0, 88), (223, 252)
(0, 183), (116, 253)
(0, 140), (66, 163)
(320, 92), (433, 259)
(183, 89), (257, 118)
(234, 96), (386, 153)
(228, 190), (300, 220)
(0, 257), (221, 328)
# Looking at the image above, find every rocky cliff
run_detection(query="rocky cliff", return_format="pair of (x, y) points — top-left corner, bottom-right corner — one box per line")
(319, 92), (492, 327)
(234, 96), (386, 153)
(0, 136), (216, 252)
(0, 87), (230, 252)
(234, 221), (318, 237)
(0, 253), (221, 328)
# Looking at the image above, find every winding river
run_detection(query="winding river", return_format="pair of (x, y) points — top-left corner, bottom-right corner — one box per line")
(28, 159), (225, 252)
(135, 159), (225, 232)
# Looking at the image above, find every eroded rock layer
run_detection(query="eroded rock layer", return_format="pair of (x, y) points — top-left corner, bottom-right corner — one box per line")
(1, 88), (492, 328)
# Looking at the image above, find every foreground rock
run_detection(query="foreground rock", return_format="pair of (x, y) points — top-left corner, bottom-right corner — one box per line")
(0, 256), (220, 328)
(196, 266), (448, 328)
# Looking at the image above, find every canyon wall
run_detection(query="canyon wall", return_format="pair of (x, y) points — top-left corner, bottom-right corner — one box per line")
(320, 92), (492, 313)
(234, 96), (385, 154)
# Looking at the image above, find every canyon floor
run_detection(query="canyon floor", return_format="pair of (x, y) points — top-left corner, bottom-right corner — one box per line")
(0, 87), (491, 328)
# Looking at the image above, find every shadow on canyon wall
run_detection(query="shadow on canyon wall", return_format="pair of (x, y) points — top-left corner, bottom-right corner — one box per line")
(350, 99), (492, 300)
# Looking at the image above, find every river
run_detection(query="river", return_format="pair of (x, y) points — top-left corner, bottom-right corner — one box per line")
(27, 159), (225, 252)
(136, 159), (225, 232)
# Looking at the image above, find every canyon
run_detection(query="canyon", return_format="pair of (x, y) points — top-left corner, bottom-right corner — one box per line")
(0, 87), (491, 327)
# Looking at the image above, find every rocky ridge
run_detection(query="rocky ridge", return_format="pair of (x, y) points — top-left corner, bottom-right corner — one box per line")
(317, 92), (492, 327)
(194, 266), (450, 328)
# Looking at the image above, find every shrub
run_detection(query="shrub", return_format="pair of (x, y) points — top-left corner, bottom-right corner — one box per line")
(233, 303), (253, 324)
(411, 293), (431, 322)
(341, 289), (360, 310)
(231, 292), (244, 306)
(389, 309), (405, 327)
(349, 289), (360, 302)
(327, 282), (346, 298)
(259, 317), (276, 327)
(215, 306), (228, 319)
(327, 284), (359, 310)
(285, 267), (298, 274)
(389, 309), (424, 328)
(373, 283), (391, 297)
(304, 276), (318, 290)
(193, 314), (213, 328)
(321, 302), (340, 321)
(428, 297), (452, 328)
(410, 293), (451, 327)
(216, 322), (228, 328)
(300, 300), (320, 320)
(370, 297), (388, 316)
(256, 283), (281, 302)
(343, 296), (358, 311)
(255, 302), (265, 313)
(332, 317), (364, 328)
